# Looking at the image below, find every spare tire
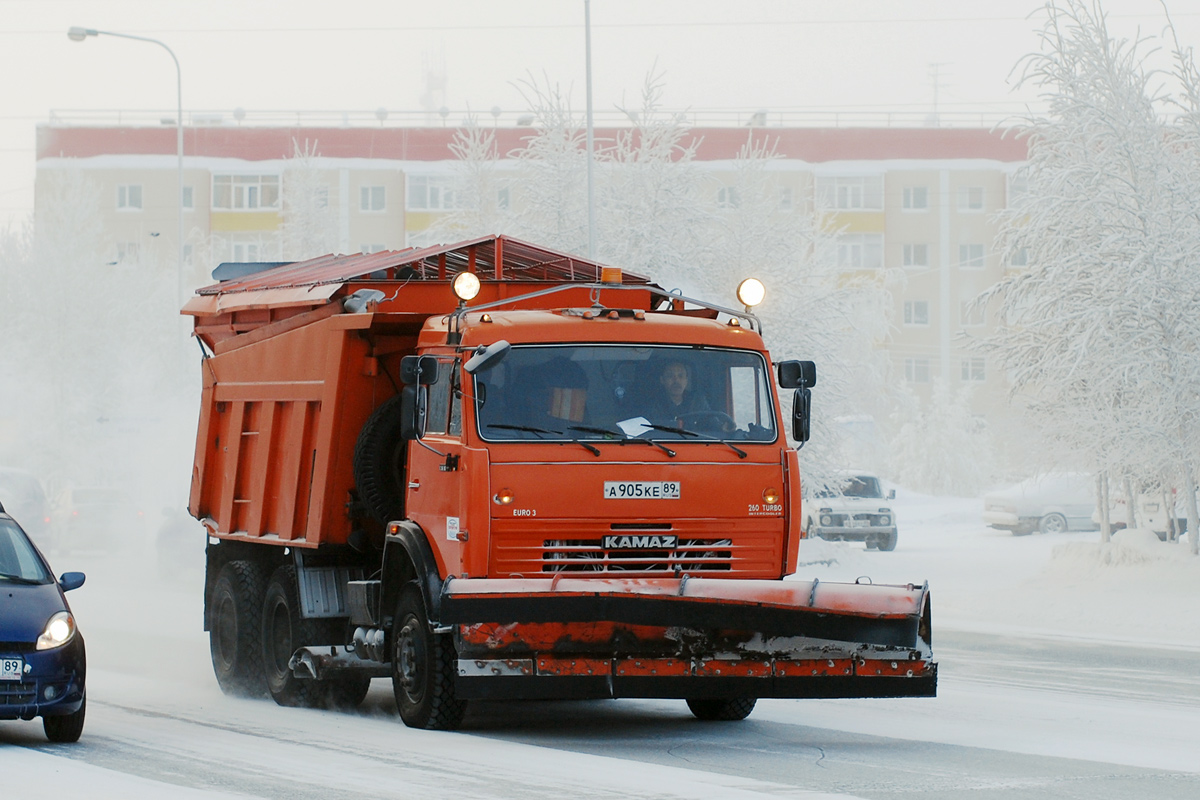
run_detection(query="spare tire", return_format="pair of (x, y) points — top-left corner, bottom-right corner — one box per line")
(354, 394), (407, 526)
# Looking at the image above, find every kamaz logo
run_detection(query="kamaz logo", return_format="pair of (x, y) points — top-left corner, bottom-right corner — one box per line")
(602, 534), (677, 549)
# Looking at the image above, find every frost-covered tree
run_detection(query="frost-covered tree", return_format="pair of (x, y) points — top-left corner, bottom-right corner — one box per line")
(890, 380), (994, 495)
(281, 138), (338, 260)
(977, 0), (1200, 551)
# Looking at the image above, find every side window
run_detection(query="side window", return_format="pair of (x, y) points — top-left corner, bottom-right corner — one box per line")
(424, 360), (461, 436)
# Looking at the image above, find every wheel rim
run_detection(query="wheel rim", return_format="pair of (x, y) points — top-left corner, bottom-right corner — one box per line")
(396, 617), (426, 703)
(212, 592), (237, 672)
(1044, 515), (1066, 534)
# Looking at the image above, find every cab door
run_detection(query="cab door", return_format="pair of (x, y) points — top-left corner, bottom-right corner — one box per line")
(404, 359), (467, 577)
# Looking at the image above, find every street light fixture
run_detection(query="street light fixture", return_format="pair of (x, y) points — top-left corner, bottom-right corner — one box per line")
(68, 26), (184, 302)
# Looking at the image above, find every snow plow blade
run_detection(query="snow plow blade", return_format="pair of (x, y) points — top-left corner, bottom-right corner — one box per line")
(440, 576), (936, 701)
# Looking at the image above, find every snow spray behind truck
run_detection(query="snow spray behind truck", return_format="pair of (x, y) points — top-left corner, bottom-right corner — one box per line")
(185, 235), (935, 729)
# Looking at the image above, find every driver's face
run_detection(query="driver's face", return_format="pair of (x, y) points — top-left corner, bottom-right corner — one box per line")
(660, 362), (689, 404)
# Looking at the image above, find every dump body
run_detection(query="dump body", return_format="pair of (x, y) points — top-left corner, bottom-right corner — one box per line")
(186, 235), (935, 726)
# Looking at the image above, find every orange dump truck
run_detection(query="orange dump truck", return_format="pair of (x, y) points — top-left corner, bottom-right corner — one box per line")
(185, 235), (935, 729)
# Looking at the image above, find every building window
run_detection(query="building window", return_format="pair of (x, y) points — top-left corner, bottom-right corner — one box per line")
(960, 301), (985, 327)
(778, 186), (794, 211)
(957, 186), (985, 212)
(360, 244), (387, 254)
(181, 185), (194, 210)
(406, 175), (460, 211)
(360, 185), (386, 212)
(1007, 172), (1029, 207)
(816, 176), (883, 210)
(961, 358), (986, 382)
(117, 184), (142, 210)
(902, 243), (929, 268)
(497, 187), (511, 210)
(959, 243), (985, 269)
(183, 243), (194, 266)
(716, 186), (741, 209)
(314, 186), (329, 209)
(902, 186), (928, 211)
(836, 234), (884, 270)
(903, 300), (930, 326)
(905, 358), (931, 383)
(1008, 247), (1028, 267)
(212, 175), (280, 210)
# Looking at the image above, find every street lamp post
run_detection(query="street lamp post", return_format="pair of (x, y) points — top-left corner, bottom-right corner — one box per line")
(68, 26), (184, 302)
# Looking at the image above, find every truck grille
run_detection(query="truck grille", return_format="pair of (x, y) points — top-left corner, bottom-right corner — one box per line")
(542, 538), (733, 573)
(490, 519), (783, 578)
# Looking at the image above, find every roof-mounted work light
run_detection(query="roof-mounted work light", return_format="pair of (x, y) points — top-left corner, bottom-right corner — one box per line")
(736, 278), (765, 310)
(452, 271), (481, 302)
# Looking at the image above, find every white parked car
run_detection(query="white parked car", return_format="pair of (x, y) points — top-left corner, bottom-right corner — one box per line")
(982, 472), (1098, 536)
(804, 472), (897, 551)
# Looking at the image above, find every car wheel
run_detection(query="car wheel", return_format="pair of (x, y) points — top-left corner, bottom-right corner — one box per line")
(261, 565), (329, 707)
(686, 697), (756, 721)
(392, 584), (466, 730)
(877, 530), (898, 551)
(43, 695), (86, 743)
(209, 560), (269, 697)
(1038, 513), (1068, 535)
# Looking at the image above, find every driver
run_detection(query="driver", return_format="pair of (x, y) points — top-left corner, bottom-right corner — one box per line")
(645, 359), (709, 426)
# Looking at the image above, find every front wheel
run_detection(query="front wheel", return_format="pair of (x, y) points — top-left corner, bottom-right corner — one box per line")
(876, 530), (898, 551)
(1038, 513), (1068, 535)
(392, 584), (466, 730)
(43, 696), (86, 743)
(686, 697), (756, 721)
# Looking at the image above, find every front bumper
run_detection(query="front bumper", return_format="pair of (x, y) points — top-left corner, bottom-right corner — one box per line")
(810, 525), (897, 543)
(0, 636), (86, 721)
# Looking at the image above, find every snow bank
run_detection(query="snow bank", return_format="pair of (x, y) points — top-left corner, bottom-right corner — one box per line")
(1049, 528), (1187, 569)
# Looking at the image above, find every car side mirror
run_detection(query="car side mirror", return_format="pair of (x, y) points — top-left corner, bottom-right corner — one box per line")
(59, 572), (86, 592)
(399, 384), (428, 440)
(400, 355), (439, 386)
(792, 387), (812, 445)
(778, 360), (817, 389)
(888, 489), (896, 500)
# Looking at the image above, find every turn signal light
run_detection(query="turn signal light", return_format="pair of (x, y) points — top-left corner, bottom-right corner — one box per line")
(494, 488), (515, 505)
(763, 488), (781, 504)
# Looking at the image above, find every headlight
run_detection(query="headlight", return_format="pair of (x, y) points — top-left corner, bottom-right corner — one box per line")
(820, 515), (832, 526)
(36, 611), (76, 650)
(880, 515), (891, 525)
(452, 271), (481, 301)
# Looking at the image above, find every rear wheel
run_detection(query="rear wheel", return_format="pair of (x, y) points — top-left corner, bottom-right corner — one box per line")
(686, 697), (757, 721)
(43, 696), (86, 743)
(392, 584), (466, 730)
(261, 565), (330, 707)
(209, 560), (268, 697)
(1039, 513), (1068, 535)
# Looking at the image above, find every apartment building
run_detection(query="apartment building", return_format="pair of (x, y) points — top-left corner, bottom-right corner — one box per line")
(34, 120), (1027, 439)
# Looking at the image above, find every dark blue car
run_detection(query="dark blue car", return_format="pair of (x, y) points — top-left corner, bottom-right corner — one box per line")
(0, 501), (86, 742)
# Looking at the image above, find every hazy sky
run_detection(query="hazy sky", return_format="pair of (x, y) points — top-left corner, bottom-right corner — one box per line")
(3, 0), (1198, 226)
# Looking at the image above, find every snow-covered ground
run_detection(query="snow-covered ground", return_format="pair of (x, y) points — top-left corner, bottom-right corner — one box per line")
(4, 491), (1199, 799)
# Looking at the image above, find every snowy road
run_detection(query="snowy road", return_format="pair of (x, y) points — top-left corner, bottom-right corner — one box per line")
(4, 493), (1199, 799)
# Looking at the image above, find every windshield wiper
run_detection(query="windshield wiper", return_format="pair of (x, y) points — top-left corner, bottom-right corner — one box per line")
(0, 573), (43, 585)
(569, 425), (676, 458)
(487, 423), (562, 437)
(638, 423), (747, 459)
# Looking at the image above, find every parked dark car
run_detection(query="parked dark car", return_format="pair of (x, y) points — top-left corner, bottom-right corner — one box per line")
(0, 501), (87, 742)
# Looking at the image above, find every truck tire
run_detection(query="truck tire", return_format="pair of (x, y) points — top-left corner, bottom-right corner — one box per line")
(43, 695), (86, 743)
(354, 394), (407, 526)
(210, 560), (268, 697)
(261, 565), (330, 708)
(686, 697), (757, 721)
(392, 584), (466, 730)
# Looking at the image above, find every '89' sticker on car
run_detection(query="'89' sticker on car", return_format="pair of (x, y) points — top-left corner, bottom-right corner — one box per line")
(603, 481), (681, 499)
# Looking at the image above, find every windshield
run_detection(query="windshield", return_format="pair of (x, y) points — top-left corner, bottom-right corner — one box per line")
(841, 476), (884, 499)
(474, 345), (777, 443)
(0, 518), (50, 583)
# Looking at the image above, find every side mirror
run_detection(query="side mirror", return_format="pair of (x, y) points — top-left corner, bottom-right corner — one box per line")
(465, 339), (511, 374)
(888, 489), (896, 500)
(59, 572), (86, 592)
(400, 355), (439, 386)
(792, 387), (812, 445)
(778, 360), (817, 389)
(399, 384), (428, 440)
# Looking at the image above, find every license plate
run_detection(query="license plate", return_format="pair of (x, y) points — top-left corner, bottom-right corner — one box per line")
(603, 481), (680, 500)
(0, 657), (23, 681)
(848, 519), (870, 528)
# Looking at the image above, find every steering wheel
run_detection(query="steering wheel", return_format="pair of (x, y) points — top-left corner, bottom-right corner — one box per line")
(678, 410), (736, 433)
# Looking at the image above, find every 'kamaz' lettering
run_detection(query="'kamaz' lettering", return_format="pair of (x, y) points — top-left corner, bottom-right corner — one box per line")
(602, 534), (678, 549)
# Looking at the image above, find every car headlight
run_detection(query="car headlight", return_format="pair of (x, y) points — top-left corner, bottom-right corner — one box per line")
(879, 515), (891, 525)
(820, 515), (832, 526)
(36, 611), (76, 650)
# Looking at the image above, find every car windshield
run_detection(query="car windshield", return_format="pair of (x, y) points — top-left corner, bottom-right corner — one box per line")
(841, 476), (883, 498)
(0, 518), (50, 583)
(474, 344), (777, 443)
